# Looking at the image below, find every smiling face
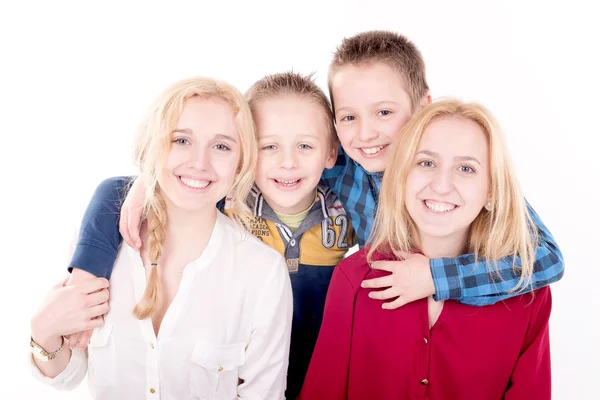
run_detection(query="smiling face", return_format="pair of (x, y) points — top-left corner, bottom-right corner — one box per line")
(254, 94), (337, 214)
(331, 62), (415, 173)
(405, 115), (490, 244)
(157, 96), (241, 213)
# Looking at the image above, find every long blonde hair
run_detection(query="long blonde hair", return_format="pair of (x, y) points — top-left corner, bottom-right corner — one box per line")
(368, 99), (537, 293)
(132, 77), (257, 319)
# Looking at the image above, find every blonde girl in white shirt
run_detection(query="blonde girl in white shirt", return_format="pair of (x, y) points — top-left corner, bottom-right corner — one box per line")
(30, 77), (293, 399)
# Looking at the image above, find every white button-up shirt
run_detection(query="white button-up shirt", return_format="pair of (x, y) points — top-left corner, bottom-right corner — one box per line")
(31, 212), (293, 399)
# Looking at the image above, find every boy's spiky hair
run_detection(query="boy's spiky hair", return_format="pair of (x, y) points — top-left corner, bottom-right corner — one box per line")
(329, 30), (429, 110)
(245, 71), (337, 148)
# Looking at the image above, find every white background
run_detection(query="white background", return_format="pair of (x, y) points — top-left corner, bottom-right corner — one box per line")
(1, 0), (598, 398)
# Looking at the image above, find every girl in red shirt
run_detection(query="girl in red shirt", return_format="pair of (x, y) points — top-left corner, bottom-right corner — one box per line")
(301, 99), (552, 400)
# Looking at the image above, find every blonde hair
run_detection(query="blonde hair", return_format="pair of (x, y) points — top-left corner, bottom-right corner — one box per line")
(328, 30), (429, 112)
(368, 99), (537, 292)
(132, 77), (257, 319)
(245, 71), (337, 149)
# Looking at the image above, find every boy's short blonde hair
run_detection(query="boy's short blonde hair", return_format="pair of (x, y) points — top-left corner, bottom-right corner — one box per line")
(329, 30), (429, 111)
(245, 71), (337, 148)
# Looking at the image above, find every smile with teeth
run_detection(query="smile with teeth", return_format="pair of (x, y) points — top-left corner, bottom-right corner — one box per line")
(274, 178), (300, 187)
(424, 200), (457, 213)
(361, 145), (386, 155)
(179, 176), (211, 189)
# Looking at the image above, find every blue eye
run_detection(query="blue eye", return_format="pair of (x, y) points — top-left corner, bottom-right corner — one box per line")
(298, 144), (312, 150)
(378, 110), (392, 116)
(418, 160), (434, 168)
(340, 115), (355, 122)
(261, 145), (277, 151)
(173, 138), (190, 145)
(459, 165), (475, 174)
(214, 144), (231, 151)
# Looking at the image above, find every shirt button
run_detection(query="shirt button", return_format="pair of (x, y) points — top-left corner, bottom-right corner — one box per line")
(150, 388), (156, 393)
(423, 338), (428, 344)
(421, 379), (429, 385)
(151, 343), (155, 349)
(290, 239), (296, 246)
(218, 366), (224, 372)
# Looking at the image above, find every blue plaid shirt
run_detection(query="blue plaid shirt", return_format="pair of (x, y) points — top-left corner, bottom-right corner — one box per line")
(320, 148), (564, 306)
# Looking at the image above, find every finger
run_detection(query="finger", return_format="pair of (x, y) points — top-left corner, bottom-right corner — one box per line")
(392, 249), (413, 261)
(129, 205), (143, 249)
(361, 275), (393, 289)
(84, 288), (110, 307)
(83, 316), (106, 331)
(61, 274), (71, 287)
(120, 204), (133, 248)
(53, 275), (70, 289)
(80, 278), (110, 294)
(68, 331), (83, 350)
(369, 261), (395, 272)
(77, 329), (95, 349)
(368, 287), (399, 301)
(86, 301), (110, 319)
(383, 295), (409, 310)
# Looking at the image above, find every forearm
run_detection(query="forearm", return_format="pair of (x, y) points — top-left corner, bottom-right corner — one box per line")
(69, 176), (131, 278)
(30, 335), (72, 379)
(431, 202), (564, 306)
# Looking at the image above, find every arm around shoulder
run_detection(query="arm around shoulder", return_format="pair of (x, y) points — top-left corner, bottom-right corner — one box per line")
(431, 201), (564, 306)
(69, 176), (133, 279)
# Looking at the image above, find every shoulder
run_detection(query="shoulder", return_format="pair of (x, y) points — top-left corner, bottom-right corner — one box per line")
(333, 248), (372, 289)
(321, 148), (353, 181)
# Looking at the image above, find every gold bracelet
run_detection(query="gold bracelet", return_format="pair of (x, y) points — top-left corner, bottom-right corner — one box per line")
(30, 336), (65, 362)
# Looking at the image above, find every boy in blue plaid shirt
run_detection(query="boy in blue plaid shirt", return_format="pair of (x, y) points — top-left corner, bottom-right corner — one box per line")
(322, 30), (563, 308)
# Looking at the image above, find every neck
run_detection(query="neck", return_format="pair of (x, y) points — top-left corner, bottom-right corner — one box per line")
(139, 200), (218, 274)
(415, 229), (469, 259)
(163, 202), (218, 247)
(267, 190), (317, 215)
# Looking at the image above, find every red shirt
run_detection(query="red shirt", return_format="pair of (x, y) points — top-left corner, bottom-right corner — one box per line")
(300, 249), (552, 400)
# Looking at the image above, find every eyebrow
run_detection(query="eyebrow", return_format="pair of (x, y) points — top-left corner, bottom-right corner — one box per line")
(173, 129), (238, 143)
(258, 134), (319, 141)
(335, 100), (400, 115)
(416, 150), (481, 166)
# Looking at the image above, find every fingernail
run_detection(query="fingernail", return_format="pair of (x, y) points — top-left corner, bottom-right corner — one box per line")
(360, 282), (365, 288)
(382, 304), (387, 310)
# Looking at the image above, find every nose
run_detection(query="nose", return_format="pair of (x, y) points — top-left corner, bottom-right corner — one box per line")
(279, 148), (298, 170)
(188, 145), (210, 170)
(358, 118), (379, 142)
(429, 168), (455, 194)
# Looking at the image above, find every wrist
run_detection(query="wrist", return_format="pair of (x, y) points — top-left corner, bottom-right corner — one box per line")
(31, 333), (63, 354)
(30, 316), (60, 350)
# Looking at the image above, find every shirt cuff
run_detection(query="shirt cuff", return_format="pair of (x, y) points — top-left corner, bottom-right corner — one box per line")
(429, 258), (464, 302)
(29, 348), (86, 389)
(69, 242), (117, 279)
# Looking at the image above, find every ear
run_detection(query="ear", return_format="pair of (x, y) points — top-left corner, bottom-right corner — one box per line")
(420, 92), (432, 107)
(484, 194), (493, 211)
(325, 141), (339, 169)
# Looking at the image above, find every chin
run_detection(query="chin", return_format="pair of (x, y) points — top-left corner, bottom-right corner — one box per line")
(423, 224), (470, 240)
(357, 159), (385, 173)
(169, 196), (216, 212)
